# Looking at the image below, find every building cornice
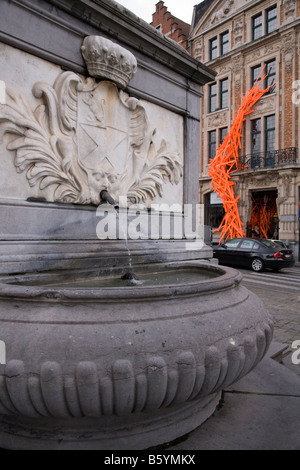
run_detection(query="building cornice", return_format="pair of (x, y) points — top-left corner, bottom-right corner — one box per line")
(44, 0), (216, 85)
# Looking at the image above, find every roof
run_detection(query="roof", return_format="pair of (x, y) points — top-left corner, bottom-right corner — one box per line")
(192, 0), (215, 29)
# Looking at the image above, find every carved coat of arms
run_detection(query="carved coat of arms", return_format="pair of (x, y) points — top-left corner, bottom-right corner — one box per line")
(0, 36), (183, 207)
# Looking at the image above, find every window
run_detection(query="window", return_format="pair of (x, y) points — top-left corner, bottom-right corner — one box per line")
(209, 37), (218, 60)
(208, 130), (217, 160)
(251, 65), (261, 87)
(240, 240), (260, 250)
(251, 118), (261, 167)
(220, 31), (229, 55)
(252, 13), (262, 40)
(251, 60), (276, 93)
(265, 59), (276, 93)
(208, 128), (228, 162)
(209, 31), (230, 60)
(209, 83), (217, 113)
(250, 115), (276, 167)
(220, 127), (228, 143)
(220, 79), (229, 109)
(251, 5), (277, 42)
(265, 114), (275, 166)
(225, 239), (240, 248)
(265, 115), (275, 152)
(266, 5), (277, 34)
(251, 119), (261, 154)
(208, 79), (229, 113)
(240, 240), (256, 249)
(204, 193), (224, 230)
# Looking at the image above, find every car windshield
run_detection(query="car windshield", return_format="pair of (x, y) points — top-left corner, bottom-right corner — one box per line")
(261, 240), (279, 249)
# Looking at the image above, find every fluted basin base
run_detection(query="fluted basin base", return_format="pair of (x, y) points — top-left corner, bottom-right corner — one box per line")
(0, 393), (220, 450)
(0, 262), (273, 450)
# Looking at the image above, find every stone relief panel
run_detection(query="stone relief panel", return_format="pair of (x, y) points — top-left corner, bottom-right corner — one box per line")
(250, 94), (276, 117)
(216, 62), (232, 75)
(233, 16), (244, 47)
(278, 173), (293, 205)
(211, 0), (235, 25)
(247, 49), (261, 62)
(245, 171), (278, 188)
(284, 0), (297, 23)
(193, 37), (203, 62)
(232, 54), (243, 91)
(264, 42), (281, 55)
(0, 39), (183, 208)
(207, 110), (229, 129)
(282, 32), (296, 75)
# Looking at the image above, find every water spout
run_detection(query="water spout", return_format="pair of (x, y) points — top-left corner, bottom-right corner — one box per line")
(99, 190), (119, 210)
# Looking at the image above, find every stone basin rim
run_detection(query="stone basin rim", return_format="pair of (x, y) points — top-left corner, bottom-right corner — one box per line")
(0, 262), (242, 302)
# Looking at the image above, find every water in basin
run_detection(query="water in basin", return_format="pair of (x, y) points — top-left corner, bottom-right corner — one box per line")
(10, 266), (220, 289)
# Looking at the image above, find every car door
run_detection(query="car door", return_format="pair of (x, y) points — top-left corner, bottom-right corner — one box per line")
(217, 238), (241, 265)
(235, 239), (259, 267)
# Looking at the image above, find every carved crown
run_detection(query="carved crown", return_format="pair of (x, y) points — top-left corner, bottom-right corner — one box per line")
(81, 35), (137, 89)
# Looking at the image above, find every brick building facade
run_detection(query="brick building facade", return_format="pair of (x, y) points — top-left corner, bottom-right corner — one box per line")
(151, 1), (191, 52)
(189, 0), (300, 256)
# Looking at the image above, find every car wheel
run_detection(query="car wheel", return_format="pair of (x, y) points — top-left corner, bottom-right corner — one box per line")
(250, 257), (264, 272)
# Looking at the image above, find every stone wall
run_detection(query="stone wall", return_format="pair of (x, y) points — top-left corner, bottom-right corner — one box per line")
(0, 0), (215, 273)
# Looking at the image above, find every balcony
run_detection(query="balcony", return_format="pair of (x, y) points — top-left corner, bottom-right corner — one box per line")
(238, 147), (298, 170)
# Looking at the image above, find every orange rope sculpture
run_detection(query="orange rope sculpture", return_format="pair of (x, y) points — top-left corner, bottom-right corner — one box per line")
(208, 67), (273, 243)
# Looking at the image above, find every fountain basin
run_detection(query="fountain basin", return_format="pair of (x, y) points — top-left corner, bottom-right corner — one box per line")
(0, 262), (273, 450)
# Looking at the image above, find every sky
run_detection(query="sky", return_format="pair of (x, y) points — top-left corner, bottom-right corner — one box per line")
(116, 0), (202, 24)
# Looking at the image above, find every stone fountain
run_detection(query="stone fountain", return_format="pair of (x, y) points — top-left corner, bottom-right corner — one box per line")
(0, 0), (273, 450)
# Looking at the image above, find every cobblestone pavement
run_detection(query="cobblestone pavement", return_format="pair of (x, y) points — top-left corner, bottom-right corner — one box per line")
(238, 264), (300, 375)
(238, 264), (300, 344)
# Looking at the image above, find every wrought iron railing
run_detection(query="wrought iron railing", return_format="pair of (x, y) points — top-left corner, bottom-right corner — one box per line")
(238, 147), (298, 169)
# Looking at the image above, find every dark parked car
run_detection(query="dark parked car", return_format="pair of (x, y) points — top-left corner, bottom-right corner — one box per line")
(213, 237), (295, 272)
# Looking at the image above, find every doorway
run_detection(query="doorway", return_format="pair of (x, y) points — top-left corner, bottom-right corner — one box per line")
(248, 189), (278, 239)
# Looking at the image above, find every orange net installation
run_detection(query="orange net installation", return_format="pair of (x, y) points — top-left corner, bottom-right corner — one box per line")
(208, 66), (274, 244)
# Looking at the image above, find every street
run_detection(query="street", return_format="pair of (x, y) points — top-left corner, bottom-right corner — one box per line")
(222, 264), (300, 376)
(214, 263), (300, 373)
(236, 265), (300, 345)
(169, 263), (300, 451)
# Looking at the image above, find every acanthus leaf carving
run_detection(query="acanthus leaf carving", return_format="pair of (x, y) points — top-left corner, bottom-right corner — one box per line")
(1, 73), (91, 204)
(125, 140), (183, 204)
